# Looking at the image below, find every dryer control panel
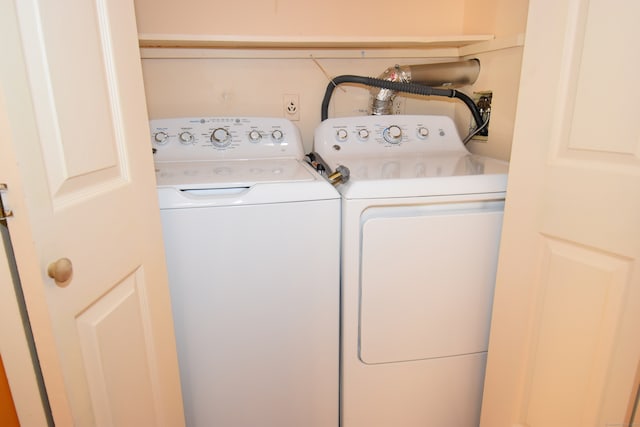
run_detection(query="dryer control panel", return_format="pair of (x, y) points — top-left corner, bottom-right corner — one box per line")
(150, 117), (304, 162)
(314, 114), (468, 160)
(312, 115), (509, 198)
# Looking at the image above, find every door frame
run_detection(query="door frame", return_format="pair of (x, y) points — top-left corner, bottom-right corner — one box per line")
(0, 85), (50, 426)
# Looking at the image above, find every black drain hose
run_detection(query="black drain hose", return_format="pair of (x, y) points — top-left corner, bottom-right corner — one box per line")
(320, 75), (484, 131)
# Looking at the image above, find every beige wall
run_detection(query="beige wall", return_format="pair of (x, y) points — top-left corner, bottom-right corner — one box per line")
(134, 0), (465, 37)
(462, 46), (525, 161)
(461, 0), (528, 161)
(136, 0), (528, 160)
(464, 0), (529, 37)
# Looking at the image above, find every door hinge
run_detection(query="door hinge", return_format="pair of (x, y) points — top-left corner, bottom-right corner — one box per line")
(0, 183), (14, 220)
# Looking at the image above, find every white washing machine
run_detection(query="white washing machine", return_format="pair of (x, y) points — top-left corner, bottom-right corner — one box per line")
(150, 117), (340, 427)
(313, 115), (509, 427)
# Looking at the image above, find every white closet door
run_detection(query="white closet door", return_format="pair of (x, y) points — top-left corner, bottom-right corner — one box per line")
(0, 0), (184, 425)
(481, 0), (640, 425)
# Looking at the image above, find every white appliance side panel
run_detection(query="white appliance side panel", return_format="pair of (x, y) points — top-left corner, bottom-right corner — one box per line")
(359, 200), (504, 364)
(160, 199), (340, 427)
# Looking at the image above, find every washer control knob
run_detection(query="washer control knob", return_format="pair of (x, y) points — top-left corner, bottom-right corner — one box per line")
(271, 129), (284, 142)
(417, 127), (430, 139)
(153, 131), (169, 144)
(357, 128), (370, 141)
(179, 131), (194, 144)
(211, 128), (231, 147)
(383, 125), (403, 144)
(336, 128), (349, 142)
(248, 130), (262, 142)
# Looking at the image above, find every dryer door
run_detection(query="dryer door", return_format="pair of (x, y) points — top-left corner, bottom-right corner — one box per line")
(359, 199), (504, 364)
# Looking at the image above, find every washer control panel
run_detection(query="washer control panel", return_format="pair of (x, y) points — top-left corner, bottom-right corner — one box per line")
(150, 117), (304, 162)
(314, 115), (467, 160)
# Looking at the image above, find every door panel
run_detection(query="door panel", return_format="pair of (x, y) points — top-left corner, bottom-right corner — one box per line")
(562, 0), (639, 158)
(547, 0), (640, 171)
(0, 0), (184, 425)
(359, 201), (504, 364)
(19, 0), (125, 202)
(76, 268), (159, 426)
(525, 238), (630, 425)
(480, 0), (640, 425)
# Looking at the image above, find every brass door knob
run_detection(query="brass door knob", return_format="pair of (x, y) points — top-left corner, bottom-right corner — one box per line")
(47, 258), (73, 287)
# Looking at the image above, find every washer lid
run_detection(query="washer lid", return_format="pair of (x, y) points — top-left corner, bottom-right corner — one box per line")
(330, 152), (509, 199)
(155, 158), (315, 189)
(155, 159), (339, 208)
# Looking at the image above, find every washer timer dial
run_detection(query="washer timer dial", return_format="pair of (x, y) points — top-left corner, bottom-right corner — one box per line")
(210, 128), (231, 147)
(383, 125), (403, 144)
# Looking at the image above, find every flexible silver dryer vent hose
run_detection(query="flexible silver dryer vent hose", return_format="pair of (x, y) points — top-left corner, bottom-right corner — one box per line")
(369, 59), (480, 115)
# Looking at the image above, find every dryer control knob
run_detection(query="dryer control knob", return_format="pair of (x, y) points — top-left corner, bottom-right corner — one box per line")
(417, 127), (430, 139)
(383, 125), (403, 144)
(211, 128), (231, 147)
(336, 128), (349, 142)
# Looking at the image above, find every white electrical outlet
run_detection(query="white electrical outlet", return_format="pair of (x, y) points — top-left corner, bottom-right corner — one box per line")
(283, 94), (300, 121)
(393, 96), (406, 115)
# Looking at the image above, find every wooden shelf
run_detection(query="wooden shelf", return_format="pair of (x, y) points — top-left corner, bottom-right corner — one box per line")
(138, 34), (495, 50)
(137, 34), (528, 60)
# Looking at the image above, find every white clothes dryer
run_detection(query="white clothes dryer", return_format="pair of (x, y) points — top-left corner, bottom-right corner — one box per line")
(314, 114), (509, 427)
(151, 117), (340, 427)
